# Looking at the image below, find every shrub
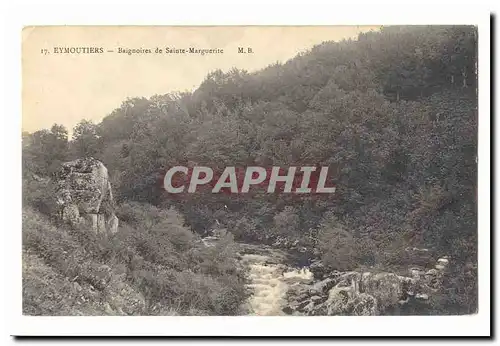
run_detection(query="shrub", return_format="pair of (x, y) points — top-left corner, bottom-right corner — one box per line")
(273, 206), (300, 238)
(316, 213), (357, 271)
(428, 261), (478, 315)
(23, 203), (248, 316)
(22, 177), (59, 217)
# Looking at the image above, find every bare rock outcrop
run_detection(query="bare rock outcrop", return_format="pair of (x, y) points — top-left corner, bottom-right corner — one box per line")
(54, 157), (119, 236)
(284, 256), (451, 316)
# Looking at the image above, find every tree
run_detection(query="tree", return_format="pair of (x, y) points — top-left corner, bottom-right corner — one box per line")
(22, 123), (69, 176)
(317, 213), (356, 271)
(71, 119), (100, 158)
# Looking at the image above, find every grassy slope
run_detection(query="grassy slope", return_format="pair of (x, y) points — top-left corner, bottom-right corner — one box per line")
(22, 205), (247, 316)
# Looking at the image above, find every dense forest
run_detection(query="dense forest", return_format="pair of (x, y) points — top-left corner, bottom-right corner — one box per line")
(22, 26), (478, 315)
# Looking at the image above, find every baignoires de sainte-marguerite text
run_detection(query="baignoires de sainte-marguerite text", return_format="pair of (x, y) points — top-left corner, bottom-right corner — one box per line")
(22, 26), (478, 319)
(50, 46), (225, 55)
(115, 47), (225, 55)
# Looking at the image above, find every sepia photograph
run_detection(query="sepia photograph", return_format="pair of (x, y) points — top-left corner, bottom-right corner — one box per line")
(13, 18), (490, 337)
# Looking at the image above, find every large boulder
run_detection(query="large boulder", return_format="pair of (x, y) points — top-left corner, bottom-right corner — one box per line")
(54, 157), (119, 236)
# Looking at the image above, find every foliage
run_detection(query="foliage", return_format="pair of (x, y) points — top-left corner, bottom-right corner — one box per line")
(22, 176), (59, 218)
(22, 124), (69, 176)
(71, 119), (101, 158)
(316, 213), (356, 271)
(22, 206), (247, 316)
(22, 26), (478, 314)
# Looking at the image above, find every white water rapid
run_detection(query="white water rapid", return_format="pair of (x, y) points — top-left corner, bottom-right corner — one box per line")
(240, 252), (313, 315)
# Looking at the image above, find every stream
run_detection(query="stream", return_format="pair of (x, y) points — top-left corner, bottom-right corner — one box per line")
(204, 238), (443, 316)
(237, 243), (314, 316)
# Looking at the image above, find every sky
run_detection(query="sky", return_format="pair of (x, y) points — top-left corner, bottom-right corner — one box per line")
(22, 26), (380, 134)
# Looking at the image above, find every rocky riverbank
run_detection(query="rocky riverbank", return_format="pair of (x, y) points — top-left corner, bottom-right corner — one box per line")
(284, 253), (450, 315)
(235, 241), (450, 316)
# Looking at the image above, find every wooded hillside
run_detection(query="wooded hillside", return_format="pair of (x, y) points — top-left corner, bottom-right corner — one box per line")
(23, 26), (478, 314)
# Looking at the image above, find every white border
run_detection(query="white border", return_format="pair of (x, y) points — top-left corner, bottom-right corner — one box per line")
(2, 1), (492, 338)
